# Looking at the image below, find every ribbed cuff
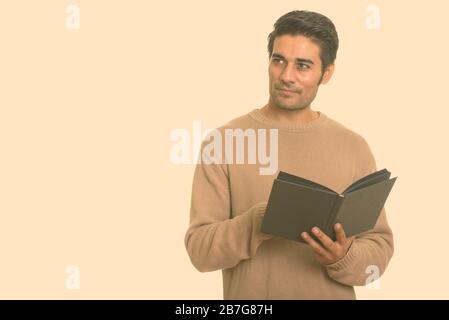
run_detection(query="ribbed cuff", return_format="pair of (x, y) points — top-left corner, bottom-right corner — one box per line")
(324, 240), (358, 272)
(251, 201), (273, 241)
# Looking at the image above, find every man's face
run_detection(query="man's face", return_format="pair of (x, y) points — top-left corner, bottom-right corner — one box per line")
(268, 34), (333, 111)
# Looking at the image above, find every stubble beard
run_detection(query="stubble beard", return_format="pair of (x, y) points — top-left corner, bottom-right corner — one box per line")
(270, 93), (309, 111)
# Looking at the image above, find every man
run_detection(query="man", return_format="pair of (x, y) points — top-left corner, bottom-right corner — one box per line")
(184, 10), (394, 299)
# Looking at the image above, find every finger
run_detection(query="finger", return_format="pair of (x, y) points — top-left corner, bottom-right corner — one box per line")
(301, 232), (331, 258)
(334, 223), (347, 245)
(311, 227), (337, 253)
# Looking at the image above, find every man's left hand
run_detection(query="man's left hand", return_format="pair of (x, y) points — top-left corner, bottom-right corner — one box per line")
(300, 223), (355, 266)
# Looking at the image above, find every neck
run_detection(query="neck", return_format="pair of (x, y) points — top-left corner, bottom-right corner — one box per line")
(260, 102), (319, 126)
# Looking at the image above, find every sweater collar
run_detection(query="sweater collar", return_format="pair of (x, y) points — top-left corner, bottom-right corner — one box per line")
(248, 108), (329, 132)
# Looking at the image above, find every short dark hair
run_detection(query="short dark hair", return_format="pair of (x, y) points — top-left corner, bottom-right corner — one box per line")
(267, 10), (339, 74)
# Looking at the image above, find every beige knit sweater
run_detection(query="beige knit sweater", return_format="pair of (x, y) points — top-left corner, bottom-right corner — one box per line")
(184, 108), (394, 299)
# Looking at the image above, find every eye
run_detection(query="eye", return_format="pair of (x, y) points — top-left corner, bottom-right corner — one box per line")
(272, 58), (284, 64)
(297, 63), (310, 70)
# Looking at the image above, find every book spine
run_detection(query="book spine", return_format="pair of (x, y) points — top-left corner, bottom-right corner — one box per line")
(324, 194), (345, 237)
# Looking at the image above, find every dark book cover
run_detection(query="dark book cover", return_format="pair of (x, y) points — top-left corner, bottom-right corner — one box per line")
(260, 169), (397, 243)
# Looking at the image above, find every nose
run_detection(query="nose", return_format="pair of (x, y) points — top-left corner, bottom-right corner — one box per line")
(279, 63), (295, 84)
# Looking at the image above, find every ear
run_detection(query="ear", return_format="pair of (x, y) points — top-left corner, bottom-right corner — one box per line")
(320, 63), (335, 85)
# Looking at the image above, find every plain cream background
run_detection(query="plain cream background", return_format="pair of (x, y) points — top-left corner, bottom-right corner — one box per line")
(0, 0), (448, 299)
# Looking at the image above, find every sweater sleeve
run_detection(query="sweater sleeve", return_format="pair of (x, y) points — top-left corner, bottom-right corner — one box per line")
(184, 149), (272, 273)
(325, 137), (395, 286)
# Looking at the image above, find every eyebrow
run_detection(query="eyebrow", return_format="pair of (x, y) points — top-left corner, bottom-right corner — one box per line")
(271, 53), (314, 65)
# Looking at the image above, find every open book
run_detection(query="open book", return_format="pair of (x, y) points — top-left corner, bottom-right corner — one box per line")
(260, 169), (397, 243)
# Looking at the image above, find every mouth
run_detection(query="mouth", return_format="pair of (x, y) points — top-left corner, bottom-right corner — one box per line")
(277, 88), (297, 95)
